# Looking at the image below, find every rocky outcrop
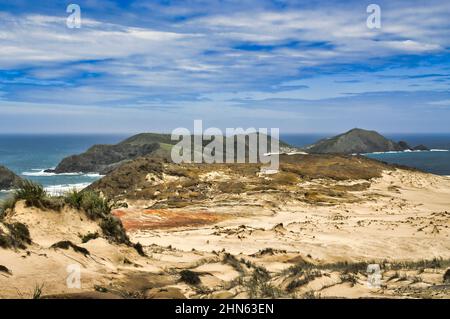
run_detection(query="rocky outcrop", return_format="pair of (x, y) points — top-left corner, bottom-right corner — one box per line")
(0, 166), (22, 190)
(49, 142), (167, 175)
(48, 133), (176, 174)
(304, 128), (429, 154)
(413, 144), (430, 151)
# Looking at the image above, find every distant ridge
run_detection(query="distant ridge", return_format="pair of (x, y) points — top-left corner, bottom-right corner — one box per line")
(49, 132), (293, 174)
(304, 128), (429, 154)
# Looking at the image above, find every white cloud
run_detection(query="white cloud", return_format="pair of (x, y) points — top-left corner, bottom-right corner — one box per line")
(0, 1), (449, 133)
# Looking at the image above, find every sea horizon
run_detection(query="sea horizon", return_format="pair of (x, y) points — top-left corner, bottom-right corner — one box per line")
(1, 132), (450, 199)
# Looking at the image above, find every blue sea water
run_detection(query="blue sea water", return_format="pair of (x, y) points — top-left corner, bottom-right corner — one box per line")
(1, 133), (449, 200)
(281, 133), (450, 176)
(0, 134), (126, 198)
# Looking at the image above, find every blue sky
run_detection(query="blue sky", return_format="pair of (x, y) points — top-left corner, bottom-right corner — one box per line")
(0, 0), (449, 133)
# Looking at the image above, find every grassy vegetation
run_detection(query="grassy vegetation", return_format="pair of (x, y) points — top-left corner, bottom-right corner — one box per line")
(0, 180), (65, 215)
(32, 283), (44, 299)
(287, 270), (322, 292)
(0, 180), (132, 247)
(64, 189), (131, 245)
(222, 253), (245, 274)
(340, 273), (358, 286)
(99, 216), (130, 244)
(0, 222), (32, 249)
(283, 258), (450, 289)
(245, 267), (283, 298)
(79, 232), (99, 243)
(0, 197), (16, 219)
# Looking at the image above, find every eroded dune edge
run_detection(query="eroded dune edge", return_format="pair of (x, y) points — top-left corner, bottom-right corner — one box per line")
(1, 155), (449, 299)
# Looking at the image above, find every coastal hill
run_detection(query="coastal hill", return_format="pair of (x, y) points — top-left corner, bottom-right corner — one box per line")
(0, 166), (23, 190)
(304, 128), (428, 154)
(49, 133), (174, 174)
(1, 152), (450, 298)
(49, 133), (294, 174)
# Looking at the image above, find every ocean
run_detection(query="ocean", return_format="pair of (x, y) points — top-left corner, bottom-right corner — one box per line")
(0, 134), (127, 198)
(282, 133), (450, 176)
(1, 133), (449, 199)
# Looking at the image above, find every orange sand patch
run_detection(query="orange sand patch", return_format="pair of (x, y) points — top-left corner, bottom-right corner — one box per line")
(113, 209), (227, 231)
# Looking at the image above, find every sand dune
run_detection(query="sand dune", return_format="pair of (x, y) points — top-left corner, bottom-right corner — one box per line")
(1, 168), (449, 299)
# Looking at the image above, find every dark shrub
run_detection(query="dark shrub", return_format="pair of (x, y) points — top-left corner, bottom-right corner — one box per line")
(80, 232), (99, 243)
(100, 216), (130, 244)
(444, 269), (450, 283)
(0, 265), (11, 274)
(179, 270), (201, 285)
(133, 242), (146, 256)
(51, 240), (90, 256)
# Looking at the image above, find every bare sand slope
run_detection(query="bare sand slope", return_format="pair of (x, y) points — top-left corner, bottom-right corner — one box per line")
(1, 169), (449, 299)
(127, 170), (450, 262)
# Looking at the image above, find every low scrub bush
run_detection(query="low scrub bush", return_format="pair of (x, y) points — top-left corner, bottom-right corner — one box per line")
(51, 240), (90, 256)
(179, 270), (201, 285)
(80, 232), (99, 243)
(100, 216), (130, 245)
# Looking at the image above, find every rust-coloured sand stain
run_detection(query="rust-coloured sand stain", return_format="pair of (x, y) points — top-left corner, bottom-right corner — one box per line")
(113, 209), (227, 231)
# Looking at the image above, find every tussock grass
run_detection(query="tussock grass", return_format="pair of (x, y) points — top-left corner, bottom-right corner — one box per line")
(0, 222), (32, 249)
(284, 258), (450, 286)
(340, 273), (358, 286)
(15, 180), (47, 208)
(64, 190), (130, 244)
(32, 283), (44, 299)
(245, 267), (283, 299)
(0, 196), (16, 219)
(222, 253), (245, 274)
(287, 270), (322, 292)
(2, 183), (132, 247)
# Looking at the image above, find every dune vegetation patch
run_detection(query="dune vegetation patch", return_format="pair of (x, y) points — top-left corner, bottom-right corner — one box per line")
(0, 221), (31, 249)
(51, 240), (90, 256)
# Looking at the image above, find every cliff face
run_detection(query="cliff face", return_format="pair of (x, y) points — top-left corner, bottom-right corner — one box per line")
(0, 166), (22, 190)
(304, 128), (427, 154)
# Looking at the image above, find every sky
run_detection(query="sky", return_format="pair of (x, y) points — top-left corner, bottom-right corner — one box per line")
(0, 0), (449, 134)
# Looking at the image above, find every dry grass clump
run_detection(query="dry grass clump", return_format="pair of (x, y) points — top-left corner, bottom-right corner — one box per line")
(0, 222), (32, 249)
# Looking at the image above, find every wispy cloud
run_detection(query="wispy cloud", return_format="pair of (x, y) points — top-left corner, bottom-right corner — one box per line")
(0, 0), (449, 132)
